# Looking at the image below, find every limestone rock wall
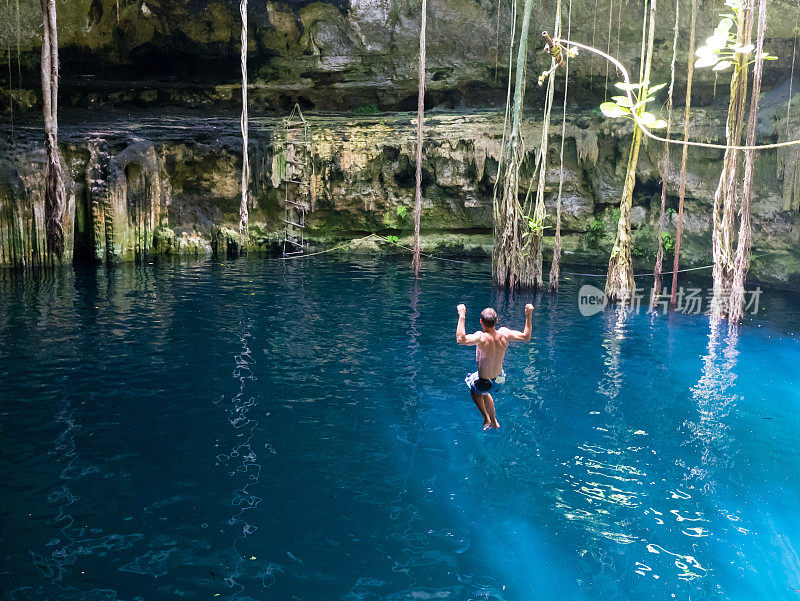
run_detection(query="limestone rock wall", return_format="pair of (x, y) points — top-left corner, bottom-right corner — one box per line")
(2, 109), (800, 288)
(0, 141), (76, 266)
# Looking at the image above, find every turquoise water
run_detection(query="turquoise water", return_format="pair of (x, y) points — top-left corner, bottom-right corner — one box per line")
(1, 259), (800, 601)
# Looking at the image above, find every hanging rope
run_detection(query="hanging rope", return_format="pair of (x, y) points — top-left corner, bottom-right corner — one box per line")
(670, 0), (697, 308)
(549, 0), (571, 292)
(561, 252), (778, 279)
(649, 0), (680, 310)
(551, 37), (800, 152)
(239, 0), (249, 238)
(278, 233), (469, 264)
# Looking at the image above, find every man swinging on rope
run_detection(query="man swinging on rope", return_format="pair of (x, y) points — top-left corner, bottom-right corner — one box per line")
(456, 303), (533, 430)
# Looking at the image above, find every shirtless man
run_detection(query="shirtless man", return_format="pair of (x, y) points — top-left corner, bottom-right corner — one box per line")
(456, 303), (533, 430)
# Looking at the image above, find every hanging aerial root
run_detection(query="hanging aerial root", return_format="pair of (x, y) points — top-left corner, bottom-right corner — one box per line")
(550, 37), (800, 152)
(538, 31), (576, 86)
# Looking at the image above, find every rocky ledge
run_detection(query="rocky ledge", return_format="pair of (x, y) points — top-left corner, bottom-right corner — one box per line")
(2, 103), (800, 288)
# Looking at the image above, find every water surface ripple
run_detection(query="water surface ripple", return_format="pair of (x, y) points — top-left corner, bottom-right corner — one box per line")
(1, 259), (799, 601)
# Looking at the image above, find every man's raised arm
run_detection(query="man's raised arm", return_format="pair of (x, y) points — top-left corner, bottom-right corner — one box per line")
(504, 303), (534, 342)
(456, 304), (482, 346)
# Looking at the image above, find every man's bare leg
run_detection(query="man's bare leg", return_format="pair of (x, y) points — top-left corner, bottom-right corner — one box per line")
(483, 393), (500, 429)
(470, 390), (491, 428)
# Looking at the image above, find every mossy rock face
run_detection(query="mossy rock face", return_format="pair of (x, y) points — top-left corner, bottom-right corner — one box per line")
(9, 0), (799, 111)
(153, 226), (176, 254)
(212, 226), (247, 258)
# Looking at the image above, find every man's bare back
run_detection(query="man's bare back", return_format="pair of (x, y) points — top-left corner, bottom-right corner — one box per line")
(474, 328), (510, 379)
(456, 303), (533, 430)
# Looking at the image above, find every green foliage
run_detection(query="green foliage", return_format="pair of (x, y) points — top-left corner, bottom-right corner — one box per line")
(666, 207), (677, 219)
(353, 104), (379, 115)
(694, 0), (776, 72)
(612, 207), (621, 223)
(598, 80), (669, 130)
(661, 231), (676, 254)
(396, 206), (408, 219)
(386, 235), (399, 244)
(585, 218), (605, 243)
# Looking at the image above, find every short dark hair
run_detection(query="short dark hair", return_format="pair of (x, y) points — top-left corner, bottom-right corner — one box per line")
(480, 307), (498, 328)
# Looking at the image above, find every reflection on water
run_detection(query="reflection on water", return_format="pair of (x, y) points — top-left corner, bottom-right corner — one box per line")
(687, 320), (739, 494)
(215, 315), (272, 596)
(2, 260), (800, 600)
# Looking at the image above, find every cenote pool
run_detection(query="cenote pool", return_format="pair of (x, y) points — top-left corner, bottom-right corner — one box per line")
(1, 258), (800, 601)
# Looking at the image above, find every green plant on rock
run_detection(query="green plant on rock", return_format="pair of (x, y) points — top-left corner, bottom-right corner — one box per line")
(386, 235), (399, 244)
(586, 218), (604, 243)
(396, 206), (408, 219)
(353, 104), (379, 115)
(661, 230), (675, 254)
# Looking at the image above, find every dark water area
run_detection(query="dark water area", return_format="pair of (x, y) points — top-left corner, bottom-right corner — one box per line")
(1, 258), (800, 601)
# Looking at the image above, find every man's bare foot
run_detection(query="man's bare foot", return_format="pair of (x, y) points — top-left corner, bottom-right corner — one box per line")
(490, 420), (500, 429)
(482, 421), (492, 431)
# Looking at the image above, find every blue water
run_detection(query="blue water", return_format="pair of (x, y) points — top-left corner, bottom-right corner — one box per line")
(2, 259), (800, 601)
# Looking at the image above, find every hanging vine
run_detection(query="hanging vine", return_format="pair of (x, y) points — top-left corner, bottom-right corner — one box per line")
(549, 0), (572, 292)
(239, 0), (249, 239)
(670, 0), (697, 308)
(709, 0), (755, 318)
(650, 0), (680, 311)
(40, 0), (65, 259)
(604, 0), (657, 303)
(493, 0), (534, 290)
(15, 0), (20, 100)
(603, 0), (614, 100)
(7, 36), (12, 138)
(525, 9), (564, 290)
(729, 0), (768, 322)
(412, 0), (427, 276)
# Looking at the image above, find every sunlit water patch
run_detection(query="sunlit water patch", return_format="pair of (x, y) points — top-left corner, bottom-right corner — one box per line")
(1, 259), (799, 601)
